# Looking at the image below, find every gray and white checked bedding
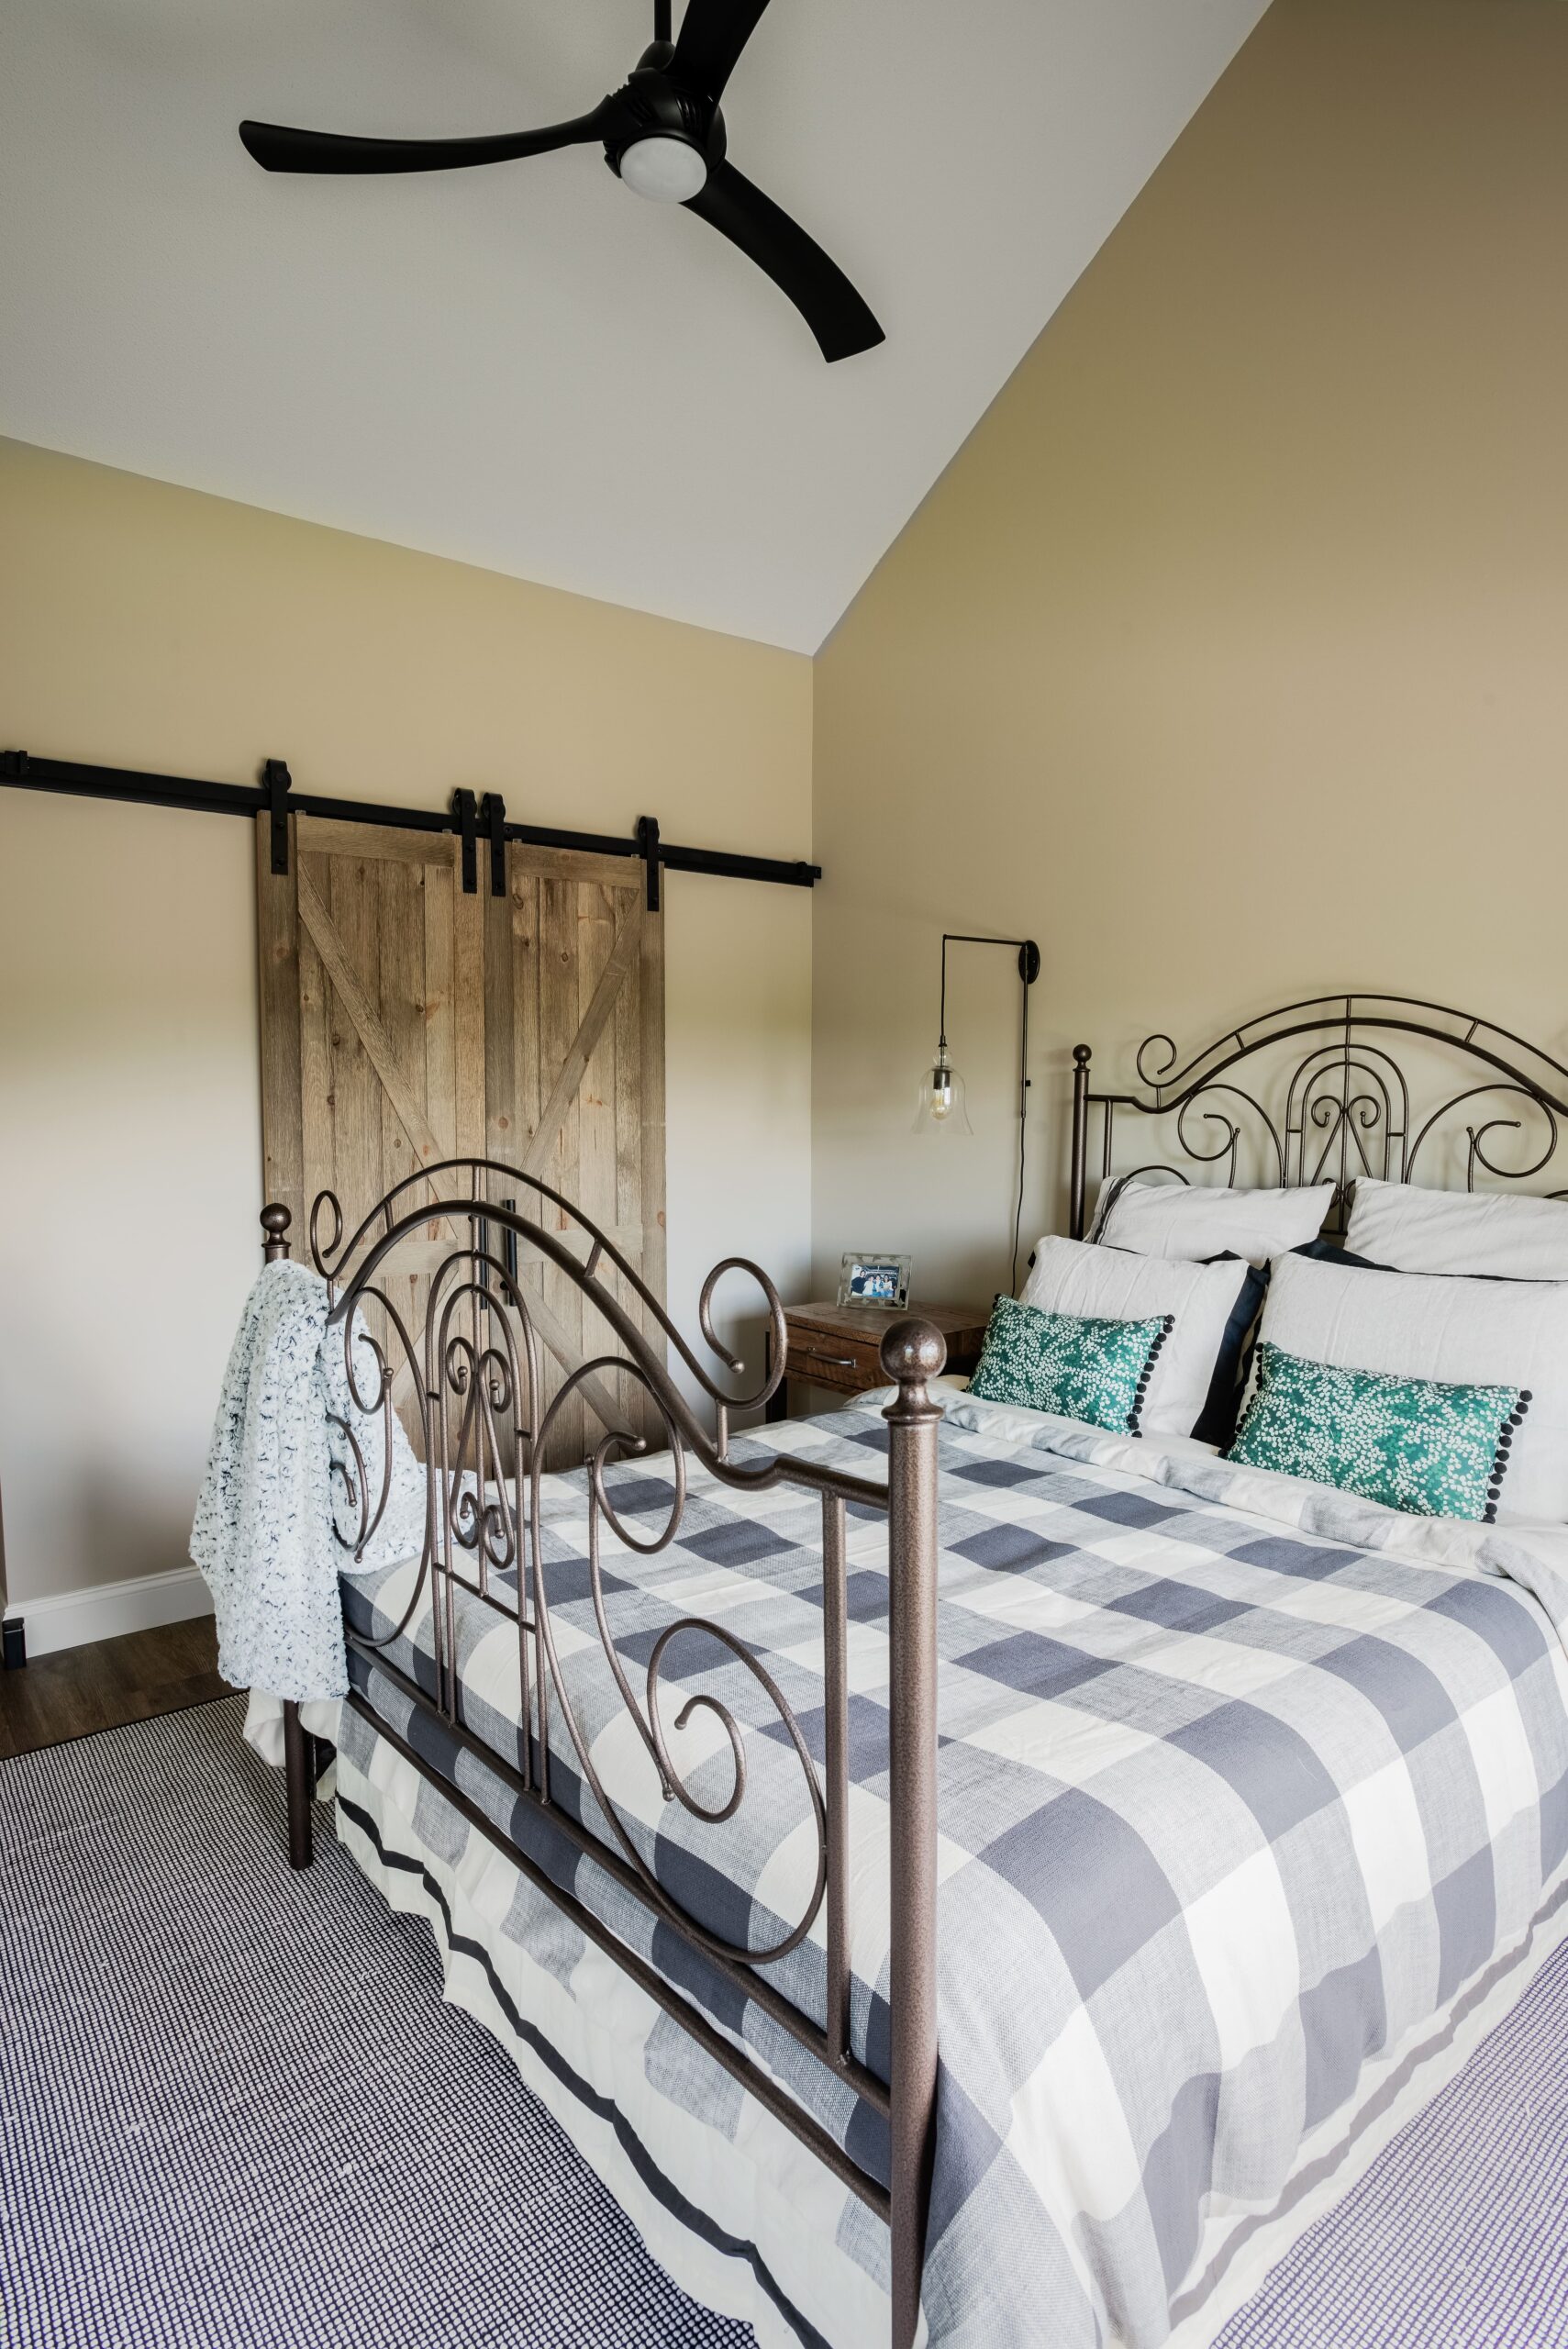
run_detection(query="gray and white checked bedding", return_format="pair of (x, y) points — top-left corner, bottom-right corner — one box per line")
(340, 1397), (1568, 2349)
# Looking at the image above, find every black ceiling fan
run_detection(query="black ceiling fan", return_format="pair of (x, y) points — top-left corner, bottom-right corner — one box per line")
(239, 0), (883, 363)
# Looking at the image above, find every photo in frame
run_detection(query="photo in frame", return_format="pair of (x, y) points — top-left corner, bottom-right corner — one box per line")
(838, 1252), (914, 1309)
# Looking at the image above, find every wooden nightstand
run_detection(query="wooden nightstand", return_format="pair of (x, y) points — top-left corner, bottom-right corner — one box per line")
(764, 1299), (991, 1423)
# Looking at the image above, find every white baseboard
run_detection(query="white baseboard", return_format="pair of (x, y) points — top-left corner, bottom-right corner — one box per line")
(4, 1564), (214, 1659)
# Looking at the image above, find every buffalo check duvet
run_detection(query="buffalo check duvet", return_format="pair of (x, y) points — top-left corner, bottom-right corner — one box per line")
(336, 1393), (1568, 2349)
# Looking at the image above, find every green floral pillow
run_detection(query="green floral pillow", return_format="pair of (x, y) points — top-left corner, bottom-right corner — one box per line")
(968, 1294), (1174, 1434)
(1228, 1341), (1530, 1523)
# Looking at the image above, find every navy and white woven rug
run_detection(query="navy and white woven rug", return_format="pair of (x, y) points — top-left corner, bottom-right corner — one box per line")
(2, 1697), (1566, 2348)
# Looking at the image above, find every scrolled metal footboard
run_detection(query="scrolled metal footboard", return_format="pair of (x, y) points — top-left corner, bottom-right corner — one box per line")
(259, 1165), (943, 2349)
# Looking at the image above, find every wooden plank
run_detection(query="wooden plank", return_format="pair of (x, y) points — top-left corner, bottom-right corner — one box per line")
(323, 852), (384, 1244)
(254, 813), (304, 1243)
(376, 856), (433, 1431)
(612, 889), (645, 1229)
(578, 883), (626, 1427)
(517, 1275), (624, 1437)
(501, 843), (637, 890)
(377, 857), (426, 1206)
(297, 884), (334, 1269)
(484, 859), (516, 1174)
(449, 869), (487, 1468)
(611, 891), (653, 1435)
(577, 883), (618, 1236)
(521, 899), (641, 1182)
(539, 874), (584, 1466)
(299, 862), (445, 1176)
(424, 859), (458, 1173)
(613, 893), (644, 1245)
(453, 858), (487, 1163)
(322, 849), (391, 1421)
(514, 860), (542, 1162)
(486, 848), (542, 1422)
(0, 1619), (228, 1762)
(485, 849), (540, 1174)
(296, 818), (459, 867)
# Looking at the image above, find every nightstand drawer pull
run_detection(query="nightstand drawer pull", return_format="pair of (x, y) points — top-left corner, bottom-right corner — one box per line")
(803, 1348), (856, 1368)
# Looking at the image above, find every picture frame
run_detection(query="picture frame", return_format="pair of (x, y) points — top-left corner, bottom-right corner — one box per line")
(838, 1252), (913, 1310)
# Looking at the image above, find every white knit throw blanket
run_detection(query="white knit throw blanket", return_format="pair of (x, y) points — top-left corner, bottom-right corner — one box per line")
(191, 1261), (425, 1704)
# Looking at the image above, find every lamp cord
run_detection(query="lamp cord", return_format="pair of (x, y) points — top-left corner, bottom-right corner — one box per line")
(934, 932), (1035, 1294)
(1011, 974), (1029, 1294)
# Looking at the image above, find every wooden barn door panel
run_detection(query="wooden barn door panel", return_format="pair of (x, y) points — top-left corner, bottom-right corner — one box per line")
(257, 816), (666, 1471)
(484, 845), (666, 1462)
(295, 822), (484, 1445)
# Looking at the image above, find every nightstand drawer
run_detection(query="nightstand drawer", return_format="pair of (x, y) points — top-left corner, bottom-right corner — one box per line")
(785, 1330), (885, 1390)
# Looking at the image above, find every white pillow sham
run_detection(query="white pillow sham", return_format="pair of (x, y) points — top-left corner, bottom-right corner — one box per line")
(1252, 1249), (1568, 1520)
(1093, 1176), (1334, 1267)
(1345, 1177), (1568, 1280)
(1019, 1235), (1255, 1444)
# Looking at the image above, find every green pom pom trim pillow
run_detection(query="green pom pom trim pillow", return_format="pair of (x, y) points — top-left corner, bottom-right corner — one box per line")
(1228, 1341), (1530, 1523)
(968, 1294), (1174, 1435)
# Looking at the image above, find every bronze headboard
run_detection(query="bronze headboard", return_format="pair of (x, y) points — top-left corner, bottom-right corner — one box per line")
(1069, 993), (1568, 1241)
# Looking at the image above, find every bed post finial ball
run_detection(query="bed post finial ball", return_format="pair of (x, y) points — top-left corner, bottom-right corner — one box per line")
(1073, 1042), (1092, 1067)
(260, 1203), (293, 1263)
(879, 1317), (947, 1393)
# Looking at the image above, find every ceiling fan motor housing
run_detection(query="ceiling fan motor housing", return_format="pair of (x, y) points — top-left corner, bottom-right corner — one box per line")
(607, 58), (726, 198)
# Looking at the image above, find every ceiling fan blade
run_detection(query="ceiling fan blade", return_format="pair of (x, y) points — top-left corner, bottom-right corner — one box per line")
(684, 161), (883, 362)
(239, 103), (617, 175)
(670, 0), (773, 101)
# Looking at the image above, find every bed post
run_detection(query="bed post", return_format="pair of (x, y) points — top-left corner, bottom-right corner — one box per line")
(261, 1203), (314, 1871)
(881, 1318), (945, 2349)
(281, 1700), (314, 1872)
(1070, 1043), (1092, 1241)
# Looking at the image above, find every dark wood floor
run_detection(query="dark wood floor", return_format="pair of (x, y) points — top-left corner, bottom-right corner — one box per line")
(0, 1616), (229, 1760)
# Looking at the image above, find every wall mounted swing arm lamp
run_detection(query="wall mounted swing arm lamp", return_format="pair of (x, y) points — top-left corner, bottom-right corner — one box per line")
(914, 932), (1041, 1290)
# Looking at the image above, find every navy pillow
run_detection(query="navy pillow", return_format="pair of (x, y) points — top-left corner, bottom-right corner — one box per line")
(1094, 1242), (1269, 1451)
(1193, 1253), (1270, 1448)
(1290, 1235), (1561, 1286)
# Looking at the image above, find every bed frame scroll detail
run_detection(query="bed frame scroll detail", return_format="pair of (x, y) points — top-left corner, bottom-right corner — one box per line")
(1069, 992), (1568, 1238)
(261, 1169), (945, 2349)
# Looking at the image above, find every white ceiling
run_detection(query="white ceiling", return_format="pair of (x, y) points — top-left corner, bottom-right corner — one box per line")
(0, 0), (1267, 651)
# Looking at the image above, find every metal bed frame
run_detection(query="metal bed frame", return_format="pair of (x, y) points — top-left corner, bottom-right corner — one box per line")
(1069, 991), (1568, 1240)
(254, 991), (1568, 2349)
(260, 1166), (943, 2349)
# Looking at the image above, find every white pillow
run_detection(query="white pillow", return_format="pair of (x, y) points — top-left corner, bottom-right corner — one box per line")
(1252, 1249), (1568, 1520)
(1020, 1235), (1255, 1444)
(1345, 1177), (1568, 1280)
(1093, 1177), (1334, 1268)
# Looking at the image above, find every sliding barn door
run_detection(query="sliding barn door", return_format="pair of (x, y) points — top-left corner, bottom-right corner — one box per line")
(484, 842), (666, 1466)
(256, 816), (665, 1467)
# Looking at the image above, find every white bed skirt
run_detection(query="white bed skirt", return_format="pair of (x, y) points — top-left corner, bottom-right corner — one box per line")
(337, 1720), (893, 2349)
(338, 1716), (1568, 2349)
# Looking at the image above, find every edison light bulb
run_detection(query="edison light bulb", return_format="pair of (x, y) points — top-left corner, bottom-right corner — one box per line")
(914, 1045), (972, 1133)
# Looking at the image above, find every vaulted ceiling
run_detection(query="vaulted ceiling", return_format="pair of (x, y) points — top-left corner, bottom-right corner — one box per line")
(0, 1), (1267, 650)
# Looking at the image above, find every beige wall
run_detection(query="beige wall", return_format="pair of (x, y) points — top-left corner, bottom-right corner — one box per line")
(0, 439), (812, 1611)
(811, 0), (1568, 1310)
(10, 0), (1568, 1608)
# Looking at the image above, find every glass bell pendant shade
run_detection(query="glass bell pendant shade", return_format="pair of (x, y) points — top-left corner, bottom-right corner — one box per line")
(914, 1046), (973, 1134)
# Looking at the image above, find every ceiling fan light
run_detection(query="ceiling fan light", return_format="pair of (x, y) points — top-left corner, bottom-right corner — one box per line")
(618, 134), (707, 203)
